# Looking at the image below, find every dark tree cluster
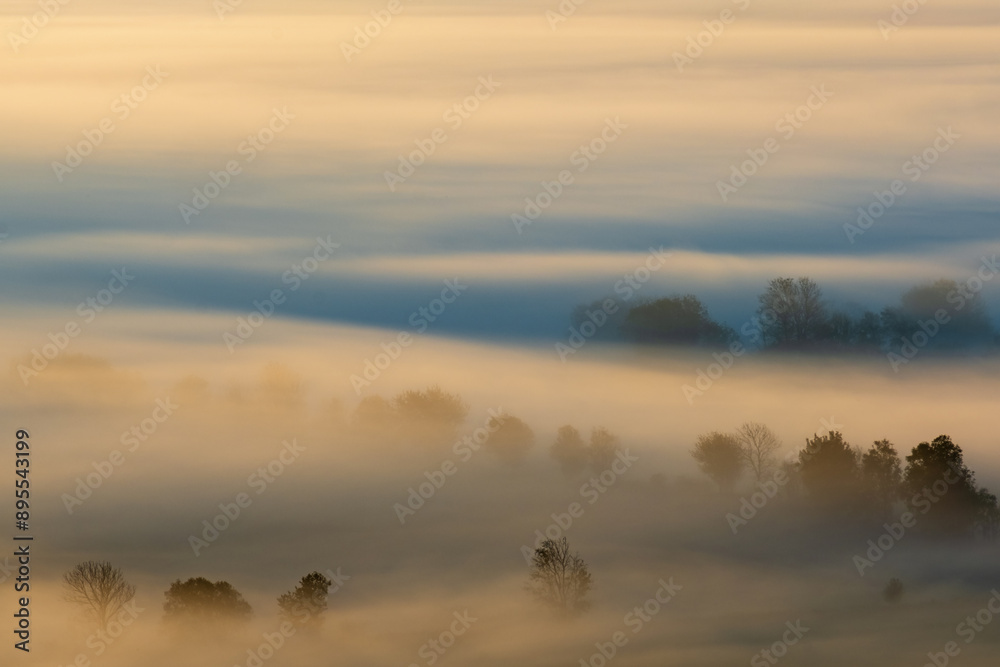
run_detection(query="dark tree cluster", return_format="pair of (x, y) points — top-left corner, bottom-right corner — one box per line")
(692, 428), (1000, 540)
(748, 277), (997, 354)
(573, 276), (998, 353)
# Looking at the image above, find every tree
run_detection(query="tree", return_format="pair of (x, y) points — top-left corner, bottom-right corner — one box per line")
(974, 488), (1000, 541)
(484, 414), (535, 465)
(691, 432), (744, 492)
(904, 435), (986, 537)
(883, 280), (995, 352)
(736, 422), (780, 481)
(277, 572), (333, 630)
(798, 431), (860, 512)
(861, 440), (902, 517)
(621, 295), (736, 346)
(350, 395), (396, 432)
(163, 578), (252, 625)
(756, 277), (828, 349)
(64, 561), (136, 632)
(391, 386), (469, 446)
(588, 427), (620, 472)
(526, 537), (592, 614)
(824, 309), (886, 351)
(392, 386), (468, 427)
(551, 425), (589, 476)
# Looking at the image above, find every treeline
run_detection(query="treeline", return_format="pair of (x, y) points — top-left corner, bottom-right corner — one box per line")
(63, 563), (339, 635)
(573, 276), (998, 354)
(692, 426), (1000, 540)
(350, 385), (622, 471)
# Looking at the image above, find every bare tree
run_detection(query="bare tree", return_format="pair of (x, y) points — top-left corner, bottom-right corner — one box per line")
(526, 537), (592, 614)
(737, 422), (780, 481)
(756, 277), (827, 348)
(64, 561), (136, 631)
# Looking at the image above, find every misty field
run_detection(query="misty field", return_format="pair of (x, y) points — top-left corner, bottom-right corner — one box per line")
(4, 316), (999, 667)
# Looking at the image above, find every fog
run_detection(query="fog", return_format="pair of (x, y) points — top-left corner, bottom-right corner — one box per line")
(3, 313), (999, 666)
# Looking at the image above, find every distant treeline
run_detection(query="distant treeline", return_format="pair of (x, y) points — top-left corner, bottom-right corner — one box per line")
(572, 276), (999, 355)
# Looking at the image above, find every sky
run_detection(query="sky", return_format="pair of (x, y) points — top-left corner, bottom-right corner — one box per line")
(1, 0), (998, 343)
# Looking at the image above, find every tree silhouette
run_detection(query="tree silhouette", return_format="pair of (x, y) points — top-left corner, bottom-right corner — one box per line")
(391, 386), (468, 445)
(277, 571), (333, 630)
(588, 427), (620, 472)
(692, 432), (744, 492)
(904, 435), (987, 537)
(798, 431), (860, 513)
(883, 280), (995, 351)
(736, 422), (780, 481)
(350, 395), (396, 433)
(621, 295), (736, 346)
(163, 578), (252, 625)
(757, 277), (828, 349)
(550, 425), (589, 476)
(862, 440), (902, 517)
(392, 386), (468, 427)
(526, 537), (592, 614)
(483, 414), (535, 465)
(974, 488), (1000, 541)
(63, 561), (136, 632)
